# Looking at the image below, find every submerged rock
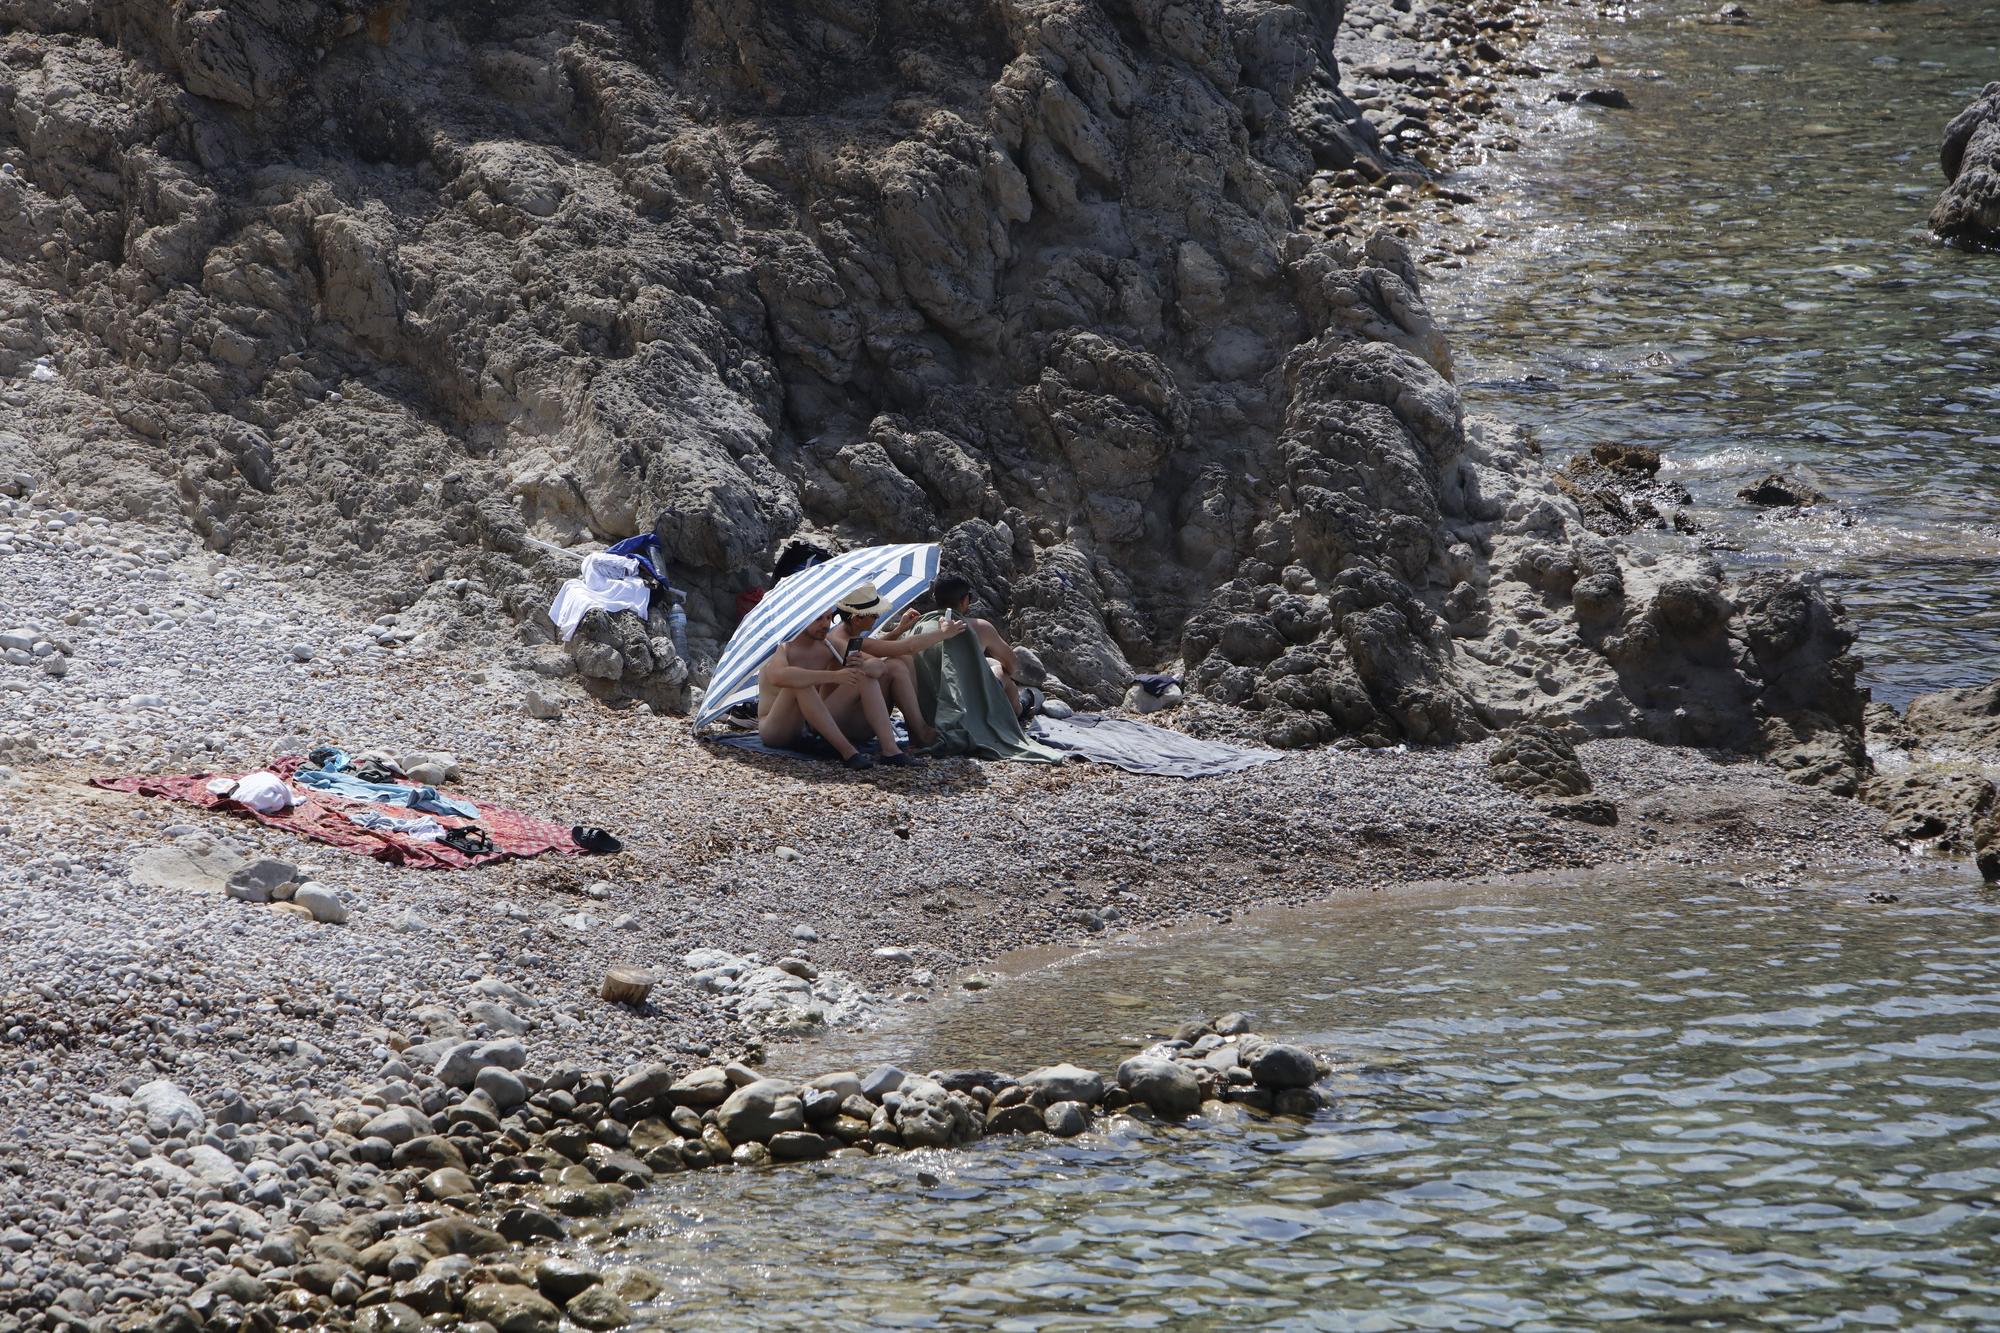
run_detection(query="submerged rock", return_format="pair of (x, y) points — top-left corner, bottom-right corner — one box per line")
(1737, 473), (1827, 508)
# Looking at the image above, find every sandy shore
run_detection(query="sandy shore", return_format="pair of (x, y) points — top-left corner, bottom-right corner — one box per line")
(0, 465), (1904, 1327)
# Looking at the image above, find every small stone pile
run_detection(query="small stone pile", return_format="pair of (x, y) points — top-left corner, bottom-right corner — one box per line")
(128, 1016), (1330, 1332)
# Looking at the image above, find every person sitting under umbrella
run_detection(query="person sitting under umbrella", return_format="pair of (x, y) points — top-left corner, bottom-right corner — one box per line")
(755, 583), (964, 769)
(824, 581), (969, 748)
(927, 574), (1027, 716)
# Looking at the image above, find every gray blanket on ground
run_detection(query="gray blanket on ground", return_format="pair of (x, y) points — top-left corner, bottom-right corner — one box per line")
(1026, 713), (1285, 778)
(705, 714), (1283, 778)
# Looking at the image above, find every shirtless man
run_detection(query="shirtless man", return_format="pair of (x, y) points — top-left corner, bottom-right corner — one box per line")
(927, 574), (1025, 713)
(755, 584), (961, 768)
(824, 582), (969, 748)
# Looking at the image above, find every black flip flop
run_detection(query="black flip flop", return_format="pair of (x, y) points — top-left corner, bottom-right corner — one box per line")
(572, 825), (623, 854)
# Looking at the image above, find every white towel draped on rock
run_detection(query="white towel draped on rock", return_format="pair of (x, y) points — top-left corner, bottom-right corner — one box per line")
(549, 552), (651, 642)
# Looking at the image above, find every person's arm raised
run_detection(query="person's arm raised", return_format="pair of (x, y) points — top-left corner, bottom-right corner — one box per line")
(856, 618), (969, 657)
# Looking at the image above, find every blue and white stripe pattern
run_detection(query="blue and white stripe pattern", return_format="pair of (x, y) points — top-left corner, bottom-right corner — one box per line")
(693, 542), (940, 732)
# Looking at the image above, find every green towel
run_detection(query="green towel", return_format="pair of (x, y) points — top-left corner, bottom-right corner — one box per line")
(909, 614), (1068, 764)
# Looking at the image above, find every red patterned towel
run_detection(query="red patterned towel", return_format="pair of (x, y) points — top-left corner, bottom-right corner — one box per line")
(89, 756), (586, 870)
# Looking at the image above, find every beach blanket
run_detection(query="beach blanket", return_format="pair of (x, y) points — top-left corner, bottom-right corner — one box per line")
(1027, 713), (1284, 778)
(88, 756), (583, 869)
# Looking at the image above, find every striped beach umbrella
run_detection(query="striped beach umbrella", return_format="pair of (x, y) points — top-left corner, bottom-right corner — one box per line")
(692, 542), (940, 732)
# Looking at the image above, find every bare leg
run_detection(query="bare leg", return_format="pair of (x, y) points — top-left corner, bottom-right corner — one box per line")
(855, 676), (903, 756)
(986, 656), (1021, 714)
(973, 619), (1022, 712)
(816, 682), (902, 757)
(880, 659), (936, 746)
(757, 689), (806, 748)
(760, 684), (856, 756)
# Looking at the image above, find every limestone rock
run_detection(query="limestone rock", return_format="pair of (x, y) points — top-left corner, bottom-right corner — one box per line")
(1903, 677), (2000, 760)
(1737, 473), (1826, 508)
(666, 1066), (732, 1108)
(292, 882), (349, 924)
(462, 1283), (561, 1333)
(565, 1286), (636, 1331)
(1018, 1063), (1105, 1107)
(1043, 1101), (1090, 1138)
(1862, 764), (1995, 857)
(0, 0), (1873, 772)
(1933, 82), (2000, 249)
(892, 1078), (977, 1148)
(1245, 1043), (1318, 1092)
(1488, 726), (1591, 799)
(132, 1080), (205, 1139)
(433, 1039), (527, 1089)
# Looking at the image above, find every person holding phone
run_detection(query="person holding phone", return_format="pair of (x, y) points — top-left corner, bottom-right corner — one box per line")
(824, 582), (969, 748)
(756, 588), (919, 769)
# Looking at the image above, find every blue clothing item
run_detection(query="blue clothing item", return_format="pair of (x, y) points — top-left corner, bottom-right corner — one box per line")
(607, 533), (681, 595)
(1131, 673), (1183, 697)
(308, 746), (351, 773)
(294, 767), (478, 819)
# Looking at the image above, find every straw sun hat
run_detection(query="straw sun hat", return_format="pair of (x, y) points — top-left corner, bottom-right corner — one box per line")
(836, 582), (886, 617)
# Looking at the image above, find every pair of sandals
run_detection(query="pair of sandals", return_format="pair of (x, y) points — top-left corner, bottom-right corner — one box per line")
(442, 825), (625, 857)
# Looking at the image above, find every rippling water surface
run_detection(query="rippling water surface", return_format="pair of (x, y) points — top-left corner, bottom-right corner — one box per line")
(1434, 0), (2000, 706)
(597, 870), (2000, 1330)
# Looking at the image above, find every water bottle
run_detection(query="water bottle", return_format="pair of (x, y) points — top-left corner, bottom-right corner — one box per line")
(665, 599), (689, 661)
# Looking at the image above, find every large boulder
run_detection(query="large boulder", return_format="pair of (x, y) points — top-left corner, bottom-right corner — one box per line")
(1018, 1064), (1106, 1107)
(1933, 82), (2000, 249)
(714, 1081), (805, 1144)
(1487, 726), (1591, 799)
(1115, 1057), (1202, 1119)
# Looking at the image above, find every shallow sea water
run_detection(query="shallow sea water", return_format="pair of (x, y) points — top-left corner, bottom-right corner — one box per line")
(593, 868), (2000, 1331)
(1434, 0), (2000, 707)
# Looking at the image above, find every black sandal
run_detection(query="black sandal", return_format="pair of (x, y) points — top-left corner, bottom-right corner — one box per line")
(572, 826), (623, 854)
(441, 826), (495, 856)
(842, 752), (876, 771)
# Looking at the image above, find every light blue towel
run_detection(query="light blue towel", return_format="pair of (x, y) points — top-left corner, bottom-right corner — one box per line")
(350, 811), (447, 841)
(294, 767), (479, 818)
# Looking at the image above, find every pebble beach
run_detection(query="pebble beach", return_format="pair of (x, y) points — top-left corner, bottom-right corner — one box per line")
(0, 473), (1902, 1329)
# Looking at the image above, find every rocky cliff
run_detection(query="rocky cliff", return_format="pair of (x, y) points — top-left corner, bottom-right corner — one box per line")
(0, 0), (1865, 776)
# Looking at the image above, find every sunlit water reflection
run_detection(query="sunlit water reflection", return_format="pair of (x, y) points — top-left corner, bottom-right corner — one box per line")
(594, 869), (2000, 1330)
(1434, 0), (2000, 706)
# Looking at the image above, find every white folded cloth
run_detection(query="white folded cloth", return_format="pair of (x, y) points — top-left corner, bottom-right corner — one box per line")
(549, 552), (652, 642)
